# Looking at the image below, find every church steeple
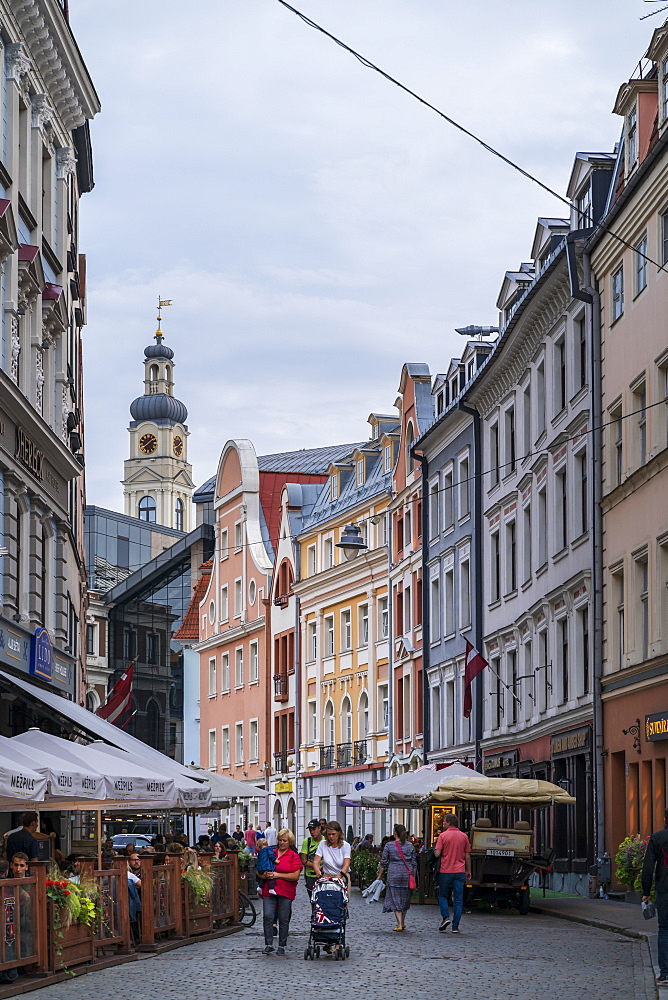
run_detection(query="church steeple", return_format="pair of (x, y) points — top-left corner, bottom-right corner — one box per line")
(122, 302), (194, 531)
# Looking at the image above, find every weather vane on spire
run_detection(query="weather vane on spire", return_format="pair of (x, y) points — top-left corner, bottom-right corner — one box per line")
(155, 296), (172, 340)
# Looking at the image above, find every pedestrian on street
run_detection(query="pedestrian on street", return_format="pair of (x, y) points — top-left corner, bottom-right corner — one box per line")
(300, 819), (324, 898)
(264, 820), (278, 848)
(312, 821), (352, 880)
(244, 823), (257, 853)
(434, 813), (471, 934)
(642, 806), (668, 986)
(377, 824), (417, 932)
(258, 828), (302, 955)
(233, 824), (245, 844)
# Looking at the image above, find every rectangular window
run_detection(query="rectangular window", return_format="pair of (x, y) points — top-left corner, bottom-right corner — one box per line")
(522, 382), (531, 459)
(505, 406), (516, 473)
(637, 556), (649, 662)
(308, 621), (317, 661)
(309, 701), (317, 742)
(614, 568), (625, 670)
(459, 456), (470, 518)
(307, 545), (316, 576)
(539, 631), (549, 713)
(86, 624), (97, 656)
(445, 568), (455, 635)
(491, 532), (500, 602)
(404, 509), (412, 550)
(492, 657), (502, 729)
(577, 184), (592, 227)
(664, 59), (668, 123)
(249, 720), (258, 761)
(577, 315), (587, 390)
(555, 338), (567, 413)
(384, 443), (392, 472)
(555, 468), (567, 551)
(358, 604), (369, 646)
(508, 649), (518, 725)
(234, 578), (242, 617)
(490, 423), (499, 487)
(635, 234), (648, 295)
(249, 640), (259, 682)
(579, 607), (590, 696)
(330, 475), (339, 500)
(356, 459), (364, 486)
(576, 449), (588, 536)
(611, 403), (623, 486)
(430, 577), (441, 638)
(379, 597), (389, 639)
(221, 726), (230, 767)
(324, 615), (335, 656)
(341, 609), (352, 651)
(612, 265), (624, 321)
(234, 521), (243, 550)
(627, 104), (637, 168)
(559, 619), (569, 703)
(235, 648), (244, 687)
(522, 503), (531, 583)
(208, 657), (217, 697)
(460, 559), (471, 628)
(443, 469), (454, 529)
(537, 487), (547, 567)
(324, 538), (333, 569)
(208, 730), (217, 769)
(221, 652), (230, 693)
(403, 585), (412, 634)
(220, 585), (228, 621)
(429, 482), (440, 535)
(506, 521), (517, 594)
(378, 684), (389, 732)
(220, 528), (229, 560)
(662, 210), (668, 266)
(634, 382), (647, 466)
(235, 723), (244, 763)
(536, 360), (546, 437)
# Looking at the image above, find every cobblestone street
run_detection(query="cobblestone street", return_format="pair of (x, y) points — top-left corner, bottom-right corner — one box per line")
(21, 888), (656, 1000)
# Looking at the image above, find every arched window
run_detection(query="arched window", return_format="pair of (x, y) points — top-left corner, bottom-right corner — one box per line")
(138, 496), (156, 522)
(175, 497), (184, 531)
(149, 364), (159, 381)
(342, 696), (352, 745)
(358, 692), (369, 739)
(325, 701), (334, 747)
(406, 420), (415, 473)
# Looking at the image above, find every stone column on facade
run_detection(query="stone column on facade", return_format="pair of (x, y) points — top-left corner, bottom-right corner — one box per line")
(52, 518), (68, 644)
(27, 503), (45, 628)
(367, 586), (377, 760)
(55, 147), (77, 267)
(2, 476), (23, 618)
(39, 511), (56, 635)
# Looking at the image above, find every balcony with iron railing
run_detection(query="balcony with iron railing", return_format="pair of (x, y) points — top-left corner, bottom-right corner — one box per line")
(319, 739), (369, 770)
(273, 673), (289, 702)
(274, 750), (290, 774)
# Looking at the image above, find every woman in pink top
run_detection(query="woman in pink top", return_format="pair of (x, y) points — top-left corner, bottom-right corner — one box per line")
(244, 824), (257, 852)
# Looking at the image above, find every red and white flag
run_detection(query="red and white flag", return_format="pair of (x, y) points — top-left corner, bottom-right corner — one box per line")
(97, 663), (134, 728)
(463, 640), (488, 718)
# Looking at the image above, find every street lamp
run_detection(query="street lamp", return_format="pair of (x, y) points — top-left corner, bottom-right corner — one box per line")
(336, 523), (368, 561)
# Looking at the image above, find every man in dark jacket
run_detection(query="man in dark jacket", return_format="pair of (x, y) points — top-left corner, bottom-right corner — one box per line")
(642, 808), (668, 986)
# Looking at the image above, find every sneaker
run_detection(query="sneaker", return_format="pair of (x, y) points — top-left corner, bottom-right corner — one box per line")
(262, 946), (274, 954)
(451, 928), (460, 934)
(276, 947), (285, 956)
(657, 973), (668, 985)
(439, 918), (451, 931)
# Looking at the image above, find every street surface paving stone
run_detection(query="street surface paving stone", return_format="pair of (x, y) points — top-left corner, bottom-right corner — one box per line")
(21, 887), (656, 1000)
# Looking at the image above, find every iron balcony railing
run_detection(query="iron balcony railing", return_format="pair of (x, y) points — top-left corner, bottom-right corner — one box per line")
(273, 674), (289, 701)
(274, 750), (289, 774)
(320, 742), (367, 769)
(319, 744), (336, 770)
(353, 739), (368, 766)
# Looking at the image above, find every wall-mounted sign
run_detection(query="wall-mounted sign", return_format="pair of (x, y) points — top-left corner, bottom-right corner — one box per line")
(30, 627), (53, 682)
(483, 750), (519, 773)
(646, 712), (668, 742)
(14, 426), (43, 480)
(551, 727), (590, 757)
(275, 781), (293, 794)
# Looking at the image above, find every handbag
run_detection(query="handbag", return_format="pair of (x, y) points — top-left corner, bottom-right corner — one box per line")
(395, 841), (417, 890)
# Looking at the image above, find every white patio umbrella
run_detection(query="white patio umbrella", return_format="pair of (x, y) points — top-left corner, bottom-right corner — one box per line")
(342, 762), (484, 809)
(97, 743), (212, 809)
(186, 765), (267, 805)
(0, 746), (47, 808)
(3, 733), (105, 801)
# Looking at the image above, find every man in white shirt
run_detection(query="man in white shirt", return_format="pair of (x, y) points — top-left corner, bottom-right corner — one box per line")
(264, 821), (278, 847)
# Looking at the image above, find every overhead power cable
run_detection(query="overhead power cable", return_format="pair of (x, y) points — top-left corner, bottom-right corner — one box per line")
(274, 0), (667, 272)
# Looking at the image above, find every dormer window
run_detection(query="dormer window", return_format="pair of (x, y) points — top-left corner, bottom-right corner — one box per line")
(356, 459), (364, 486)
(383, 443), (392, 472)
(451, 375), (458, 398)
(436, 391), (444, 416)
(576, 185), (592, 228)
(627, 105), (638, 170)
(467, 360), (475, 381)
(663, 58), (668, 124)
(330, 474), (339, 500)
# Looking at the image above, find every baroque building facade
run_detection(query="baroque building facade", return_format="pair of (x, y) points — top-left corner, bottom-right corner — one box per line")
(0, 0), (99, 712)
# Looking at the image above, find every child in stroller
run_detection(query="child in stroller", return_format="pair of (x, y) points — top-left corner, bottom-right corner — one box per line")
(304, 875), (350, 961)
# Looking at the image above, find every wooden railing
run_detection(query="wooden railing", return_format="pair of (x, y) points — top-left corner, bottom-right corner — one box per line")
(138, 856), (182, 949)
(0, 872), (47, 975)
(94, 865), (132, 955)
(209, 857), (239, 925)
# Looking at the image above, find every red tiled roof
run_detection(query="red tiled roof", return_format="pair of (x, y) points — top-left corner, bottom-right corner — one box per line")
(173, 560), (212, 642)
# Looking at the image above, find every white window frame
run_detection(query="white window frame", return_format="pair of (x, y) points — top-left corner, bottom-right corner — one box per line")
(249, 640), (259, 683)
(307, 620), (317, 662)
(379, 597), (389, 639)
(612, 264), (624, 322)
(307, 544), (317, 576)
(208, 729), (217, 770)
(235, 646), (244, 688)
(221, 726), (230, 767)
(378, 683), (389, 732)
(220, 527), (229, 560)
(220, 585), (229, 622)
(234, 578), (242, 618)
(324, 615), (335, 657)
(358, 603), (369, 647)
(208, 656), (217, 698)
(249, 719), (259, 763)
(235, 722), (244, 764)
(221, 652), (230, 693)
(341, 609), (352, 651)
(234, 520), (243, 551)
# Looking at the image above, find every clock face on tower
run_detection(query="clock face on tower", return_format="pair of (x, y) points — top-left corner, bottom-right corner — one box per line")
(173, 435), (184, 457)
(139, 432), (158, 455)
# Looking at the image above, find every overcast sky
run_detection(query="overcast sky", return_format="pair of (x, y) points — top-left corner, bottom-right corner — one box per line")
(70, 1), (655, 511)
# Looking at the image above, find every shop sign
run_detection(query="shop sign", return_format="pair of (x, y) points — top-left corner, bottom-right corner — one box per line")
(0, 624), (30, 671)
(484, 750), (519, 773)
(30, 627), (52, 682)
(645, 712), (668, 742)
(275, 781), (293, 794)
(551, 727), (590, 757)
(14, 426), (43, 480)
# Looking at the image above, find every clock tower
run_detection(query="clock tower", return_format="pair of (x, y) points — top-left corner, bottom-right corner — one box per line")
(122, 319), (194, 531)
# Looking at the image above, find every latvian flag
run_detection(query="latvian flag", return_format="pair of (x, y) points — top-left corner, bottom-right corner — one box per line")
(463, 641), (488, 719)
(97, 663), (134, 728)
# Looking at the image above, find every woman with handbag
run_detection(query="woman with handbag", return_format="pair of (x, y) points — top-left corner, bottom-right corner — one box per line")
(377, 823), (417, 932)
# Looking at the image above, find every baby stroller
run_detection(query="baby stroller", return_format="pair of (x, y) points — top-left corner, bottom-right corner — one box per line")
(304, 876), (350, 961)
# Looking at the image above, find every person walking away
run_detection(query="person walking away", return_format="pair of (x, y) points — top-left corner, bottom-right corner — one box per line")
(257, 828), (302, 955)
(378, 824), (417, 932)
(642, 806), (668, 986)
(6, 812), (39, 863)
(300, 819), (324, 898)
(312, 821), (352, 880)
(244, 823), (257, 853)
(264, 820), (278, 848)
(434, 813), (471, 934)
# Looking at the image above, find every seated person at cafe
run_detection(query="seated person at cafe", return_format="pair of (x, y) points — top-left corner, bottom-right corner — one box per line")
(0, 852), (33, 984)
(6, 812), (39, 863)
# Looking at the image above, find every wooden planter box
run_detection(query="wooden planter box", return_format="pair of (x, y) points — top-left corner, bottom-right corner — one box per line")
(182, 889), (213, 937)
(49, 905), (94, 972)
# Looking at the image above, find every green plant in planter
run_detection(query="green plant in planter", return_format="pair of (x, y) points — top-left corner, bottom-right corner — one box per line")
(236, 848), (250, 872)
(182, 867), (213, 905)
(615, 835), (650, 894)
(351, 850), (382, 889)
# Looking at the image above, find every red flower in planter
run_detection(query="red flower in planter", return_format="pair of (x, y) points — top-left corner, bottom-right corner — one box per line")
(63, 890), (70, 896)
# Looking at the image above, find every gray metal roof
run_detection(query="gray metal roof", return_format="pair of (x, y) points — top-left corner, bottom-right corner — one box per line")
(300, 443), (392, 532)
(194, 441), (366, 503)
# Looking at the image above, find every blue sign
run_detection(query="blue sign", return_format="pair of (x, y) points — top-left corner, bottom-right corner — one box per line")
(30, 627), (53, 682)
(355, 781), (365, 791)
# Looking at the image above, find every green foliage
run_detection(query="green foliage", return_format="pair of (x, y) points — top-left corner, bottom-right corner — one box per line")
(614, 835), (648, 893)
(236, 848), (250, 871)
(182, 867), (213, 905)
(350, 849), (381, 889)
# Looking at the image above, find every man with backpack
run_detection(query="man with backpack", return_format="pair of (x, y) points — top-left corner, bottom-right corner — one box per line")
(300, 819), (324, 898)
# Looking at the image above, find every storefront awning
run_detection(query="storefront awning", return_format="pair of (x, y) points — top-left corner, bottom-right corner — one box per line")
(341, 762), (484, 809)
(423, 776), (576, 807)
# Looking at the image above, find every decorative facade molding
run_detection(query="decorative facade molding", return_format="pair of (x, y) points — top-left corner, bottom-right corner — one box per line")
(61, 383), (69, 443)
(9, 315), (20, 384)
(5, 42), (31, 83)
(35, 348), (44, 413)
(31, 94), (54, 133)
(56, 146), (77, 180)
